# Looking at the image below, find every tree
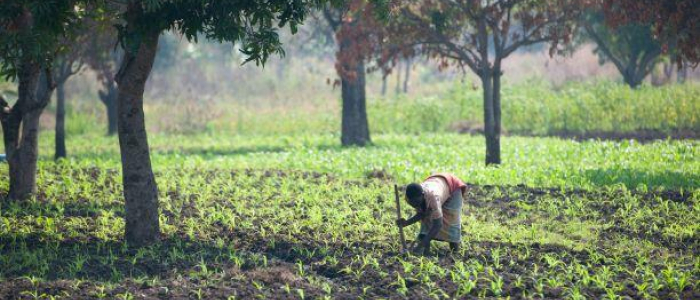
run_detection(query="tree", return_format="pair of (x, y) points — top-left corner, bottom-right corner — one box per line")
(322, 1), (385, 146)
(391, 0), (584, 165)
(0, 0), (86, 200)
(96, 50), (121, 136)
(602, 0), (699, 66)
(402, 57), (412, 94)
(110, 0), (324, 247)
(53, 39), (87, 160)
(583, 11), (662, 88)
(84, 7), (121, 136)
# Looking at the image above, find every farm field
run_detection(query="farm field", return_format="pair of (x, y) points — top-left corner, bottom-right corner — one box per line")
(2, 0), (700, 298)
(37, 81), (700, 139)
(1, 133), (698, 299)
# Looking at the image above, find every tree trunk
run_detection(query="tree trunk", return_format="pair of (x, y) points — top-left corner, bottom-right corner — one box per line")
(381, 75), (387, 96)
(481, 70), (500, 165)
(55, 81), (66, 160)
(492, 67), (502, 163)
(100, 81), (118, 136)
(341, 59), (371, 146)
(623, 71), (643, 89)
(622, 50), (660, 89)
(621, 60), (641, 88)
(107, 87), (118, 135)
(677, 64), (688, 83)
(403, 58), (411, 94)
(2, 112), (24, 200)
(663, 62), (674, 81)
(116, 6), (161, 247)
(395, 62), (401, 95)
(2, 63), (50, 200)
(475, 17), (499, 166)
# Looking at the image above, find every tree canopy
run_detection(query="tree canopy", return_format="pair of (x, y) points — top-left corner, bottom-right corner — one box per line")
(0, 0), (87, 78)
(110, 0), (338, 247)
(602, 0), (699, 66)
(583, 10), (662, 88)
(0, 0), (93, 200)
(116, 0), (327, 66)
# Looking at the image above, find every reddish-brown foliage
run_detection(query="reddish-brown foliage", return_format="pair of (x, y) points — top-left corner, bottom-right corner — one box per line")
(381, 0), (588, 74)
(326, 0), (391, 83)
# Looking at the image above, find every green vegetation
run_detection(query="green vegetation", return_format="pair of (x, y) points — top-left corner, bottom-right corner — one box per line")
(1, 0), (697, 296)
(1, 80), (699, 298)
(51, 81), (697, 136)
(13, 132), (700, 190)
(463, 81), (700, 135)
(1, 131), (698, 298)
(375, 81), (700, 136)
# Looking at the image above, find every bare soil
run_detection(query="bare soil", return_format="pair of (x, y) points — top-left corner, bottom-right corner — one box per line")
(449, 121), (699, 142)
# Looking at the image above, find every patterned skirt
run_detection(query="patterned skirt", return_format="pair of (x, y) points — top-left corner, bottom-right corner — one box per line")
(419, 189), (463, 243)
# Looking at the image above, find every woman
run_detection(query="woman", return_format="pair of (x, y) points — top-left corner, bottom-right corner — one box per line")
(396, 173), (467, 255)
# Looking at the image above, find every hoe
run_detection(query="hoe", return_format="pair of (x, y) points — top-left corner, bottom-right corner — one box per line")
(394, 184), (409, 254)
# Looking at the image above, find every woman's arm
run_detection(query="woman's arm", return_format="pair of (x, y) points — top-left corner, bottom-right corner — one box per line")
(397, 210), (427, 227)
(413, 218), (442, 255)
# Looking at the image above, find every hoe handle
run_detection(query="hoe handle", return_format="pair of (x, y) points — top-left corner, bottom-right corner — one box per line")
(394, 184), (407, 252)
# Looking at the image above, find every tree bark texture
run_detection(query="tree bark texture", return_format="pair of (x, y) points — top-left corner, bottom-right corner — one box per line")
(339, 36), (371, 147)
(492, 66), (502, 165)
(55, 81), (66, 160)
(395, 62), (401, 94)
(480, 70), (501, 166)
(622, 68), (645, 89)
(99, 81), (119, 136)
(403, 58), (411, 93)
(381, 75), (387, 96)
(116, 4), (161, 247)
(1, 62), (52, 200)
(478, 16), (501, 166)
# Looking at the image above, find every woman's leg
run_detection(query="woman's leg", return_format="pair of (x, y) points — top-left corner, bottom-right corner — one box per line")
(449, 242), (460, 252)
(416, 233), (431, 255)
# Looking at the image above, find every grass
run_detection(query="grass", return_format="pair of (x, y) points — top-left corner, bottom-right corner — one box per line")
(447, 80), (700, 136)
(22, 132), (700, 190)
(0, 79), (698, 298)
(21, 80), (699, 138)
(174, 81), (700, 136)
(0, 131), (698, 299)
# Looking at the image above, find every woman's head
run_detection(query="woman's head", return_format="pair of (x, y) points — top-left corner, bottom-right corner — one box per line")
(405, 183), (424, 208)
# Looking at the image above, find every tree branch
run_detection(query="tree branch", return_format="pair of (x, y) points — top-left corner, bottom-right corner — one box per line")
(584, 24), (627, 75)
(0, 95), (10, 119)
(400, 7), (480, 72)
(638, 47), (662, 80)
(477, 15), (489, 70)
(322, 6), (341, 32)
(45, 67), (57, 92)
(500, 5), (512, 50)
(502, 36), (550, 58)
